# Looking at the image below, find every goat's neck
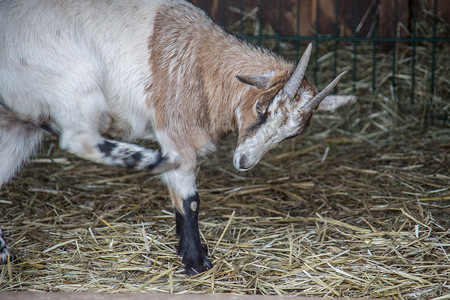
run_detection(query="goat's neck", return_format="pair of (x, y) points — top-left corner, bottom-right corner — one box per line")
(199, 36), (292, 140)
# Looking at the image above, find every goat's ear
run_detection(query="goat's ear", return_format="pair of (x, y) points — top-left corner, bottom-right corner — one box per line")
(236, 74), (273, 90)
(316, 95), (357, 111)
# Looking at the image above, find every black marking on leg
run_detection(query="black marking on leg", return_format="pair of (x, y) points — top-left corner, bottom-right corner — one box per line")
(98, 140), (144, 169)
(176, 209), (183, 238)
(98, 140), (117, 156)
(145, 150), (164, 171)
(123, 151), (143, 169)
(0, 227), (13, 265)
(131, 151), (143, 162)
(176, 194), (212, 276)
(97, 140), (173, 172)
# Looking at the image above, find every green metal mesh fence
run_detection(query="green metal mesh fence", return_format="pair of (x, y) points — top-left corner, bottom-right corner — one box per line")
(190, 0), (449, 125)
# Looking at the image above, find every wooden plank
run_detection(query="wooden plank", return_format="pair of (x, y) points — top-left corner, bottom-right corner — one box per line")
(379, 0), (409, 38)
(189, 0), (421, 40)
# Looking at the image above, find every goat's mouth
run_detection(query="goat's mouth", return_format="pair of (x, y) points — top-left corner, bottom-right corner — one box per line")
(236, 166), (252, 172)
(235, 165), (254, 172)
(233, 153), (259, 172)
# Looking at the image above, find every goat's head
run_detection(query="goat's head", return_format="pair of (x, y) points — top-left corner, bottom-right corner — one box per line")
(233, 43), (356, 171)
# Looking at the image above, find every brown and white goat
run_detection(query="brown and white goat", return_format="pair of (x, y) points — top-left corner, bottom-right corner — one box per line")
(0, 0), (356, 275)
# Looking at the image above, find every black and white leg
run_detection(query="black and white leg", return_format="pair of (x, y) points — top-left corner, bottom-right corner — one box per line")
(96, 139), (178, 172)
(46, 89), (179, 174)
(58, 130), (179, 174)
(0, 226), (13, 264)
(163, 167), (212, 275)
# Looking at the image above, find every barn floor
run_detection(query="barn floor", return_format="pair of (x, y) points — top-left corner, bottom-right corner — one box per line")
(0, 111), (449, 298)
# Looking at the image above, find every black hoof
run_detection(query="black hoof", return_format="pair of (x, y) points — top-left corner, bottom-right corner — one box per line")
(179, 244), (213, 276)
(183, 254), (212, 276)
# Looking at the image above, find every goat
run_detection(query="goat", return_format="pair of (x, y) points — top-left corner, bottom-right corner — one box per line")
(0, 0), (356, 275)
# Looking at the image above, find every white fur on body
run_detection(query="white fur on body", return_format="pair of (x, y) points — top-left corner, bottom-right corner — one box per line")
(0, 0), (355, 273)
(0, 104), (44, 184)
(0, 0), (164, 138)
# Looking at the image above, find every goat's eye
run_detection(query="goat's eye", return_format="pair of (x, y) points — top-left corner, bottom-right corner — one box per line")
(255, 101), (264, 118)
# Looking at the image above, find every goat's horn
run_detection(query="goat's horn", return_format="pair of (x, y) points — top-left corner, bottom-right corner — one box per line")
(301, 70), (348, 111)
(283, 43), (312, 99)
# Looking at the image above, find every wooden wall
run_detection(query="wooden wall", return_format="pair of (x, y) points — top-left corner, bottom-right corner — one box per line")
(189, 0), (448, 38)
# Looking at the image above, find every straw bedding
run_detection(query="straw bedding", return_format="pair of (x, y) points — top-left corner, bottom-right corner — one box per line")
(0, 12), (449, 300)
(1, 100), (449, 299)
(1, 123), (448, 299)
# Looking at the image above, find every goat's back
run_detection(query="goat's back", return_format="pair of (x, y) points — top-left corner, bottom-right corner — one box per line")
(0, 0), (195, 140)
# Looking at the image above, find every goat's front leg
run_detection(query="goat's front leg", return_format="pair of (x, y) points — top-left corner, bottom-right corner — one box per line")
(163, 166), (212, 275)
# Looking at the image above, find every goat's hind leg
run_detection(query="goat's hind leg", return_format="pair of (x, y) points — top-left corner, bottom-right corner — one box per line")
(0, 104), (44, 264)
(0, 227), (13, 264)
(97, 139), (179, 173)
(52, 89), (178, 173)
(58, 131), (179, 173)
(0, 104), (44, 186)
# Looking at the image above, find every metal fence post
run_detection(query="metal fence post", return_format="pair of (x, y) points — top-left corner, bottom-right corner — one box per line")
(352, 0), (359, 93)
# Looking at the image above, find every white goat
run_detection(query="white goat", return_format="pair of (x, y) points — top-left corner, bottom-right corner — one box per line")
(0, 0), (356, 275)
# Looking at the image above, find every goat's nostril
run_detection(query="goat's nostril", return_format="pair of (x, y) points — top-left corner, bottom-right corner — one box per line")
(239, 155), (247, 170)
